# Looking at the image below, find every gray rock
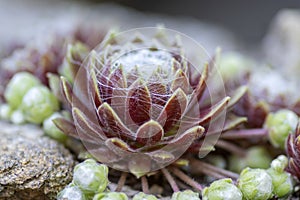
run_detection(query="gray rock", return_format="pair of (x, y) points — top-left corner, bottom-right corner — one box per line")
(0, 121), (75, 200)
(263, 9), (300, 78)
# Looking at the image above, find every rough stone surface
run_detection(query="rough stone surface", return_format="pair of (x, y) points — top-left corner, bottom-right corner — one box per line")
(0, 121), (75, 200)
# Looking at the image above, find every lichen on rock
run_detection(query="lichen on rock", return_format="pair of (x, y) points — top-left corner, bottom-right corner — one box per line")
(0, 121), (75, 200)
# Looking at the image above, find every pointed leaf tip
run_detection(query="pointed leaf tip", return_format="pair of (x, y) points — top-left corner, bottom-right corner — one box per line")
(135, 120), (164, 145)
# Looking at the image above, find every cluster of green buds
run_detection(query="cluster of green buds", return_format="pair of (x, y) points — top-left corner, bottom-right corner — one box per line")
(1, 72), (60, 125)
(236, 156), (293, 200)
(0, 71), (71, 142)
(58, 159), (110, 200)
(264, 109), (299, 149)
(58, 159), (164, 200)
(203, 155), (294, 200)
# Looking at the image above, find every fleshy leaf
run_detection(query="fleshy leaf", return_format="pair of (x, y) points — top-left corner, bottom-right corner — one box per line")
(60, 76), (73, 107)
(148, 150), (175, 164)
(109, 66), (127, 89)
(171, 69), (190, 94)
(135, 120), (164, 145)
(53, 117), (97, 144)
(227, 85), (248, 109)
(89, 68), (102, 108)
(126, 66), (140, 87)
(249, 100), (270, 128)
(97, 102), (135, 140)
(128, 155), (152, 178)
(189, 63), (208, 101)
(105, 137), (136, 155)
(147, 82), (168, 119)
(157, 88), (188, 135)
(97, 65), (111, 102)
(127, 79), (151, 126)
(89, 147), (121, 164)
(105, 66), (126, 105)
(108, 66), (128, 122)
(166, 126), (205, 148)
(53, 118), (77, 138)
(73, 107), (107, 141)
(208, 114), (247, 135)
(63, 42), (89, 82)
(47, 73), (63, 101)
(198, 96), (230, 125)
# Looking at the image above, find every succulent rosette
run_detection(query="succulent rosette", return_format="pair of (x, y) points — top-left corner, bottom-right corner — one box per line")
(54, 28), (245, 177)
(230, 67), (299, 128)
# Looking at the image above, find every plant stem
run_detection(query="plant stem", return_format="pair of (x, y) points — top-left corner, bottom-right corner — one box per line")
(190, 159), (239, 180)
(161, 168), (179, 192)
(115, 172), (127, 192)
(141, 176), (150, 194)
(216, 140), (247, 157)
(221, 128), (268, 140)
(170, 167), (203, 191)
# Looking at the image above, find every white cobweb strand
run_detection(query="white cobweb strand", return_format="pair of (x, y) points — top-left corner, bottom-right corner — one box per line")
(112, 49), (173, 81)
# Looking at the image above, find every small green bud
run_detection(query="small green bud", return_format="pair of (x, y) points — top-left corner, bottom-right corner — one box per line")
(270, 155), (288, 172)
(133, 192), (158, 200)
(218, 52), (250, 80)
(21, 86), (59, 124)
(267, 168), (293, 198)
(228, 155), (247, 173)
(264, 109), (298, 149)
(43, 112), (67, 143)
(202, 178), (242, 200)
(171, 190), (200, 200)
(10, 110), (26, 124)
(229, 147), (272, 173)
(4, 72), (41, 109)
(238, 168), (273, 200)
(0, 104), (13, 120)
(73, 159), (109, 195)
(57, 184), (86, 200)
(245, 146), (272, 169)
(93, 192), (128, 200)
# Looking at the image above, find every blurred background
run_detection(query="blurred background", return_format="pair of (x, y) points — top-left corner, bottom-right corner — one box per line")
(0, 0), (299, 55)
(118, 0), (300, 43)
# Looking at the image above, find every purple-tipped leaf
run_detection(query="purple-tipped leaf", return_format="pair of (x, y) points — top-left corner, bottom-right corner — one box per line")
(127, 79), (151, 126)
(157, 88), (188, 135)
(197, 96), (230, 125)
(171, 69), (190, 94)
(73, 107), (107, 141)
(135, 120), (164, 145)
(97, 102), (135, 140)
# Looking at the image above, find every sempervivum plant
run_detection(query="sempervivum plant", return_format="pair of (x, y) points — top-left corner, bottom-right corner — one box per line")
(234, 67), (299, 128)
(217, 53), (300, 129)
(54, 28), (246, 193)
